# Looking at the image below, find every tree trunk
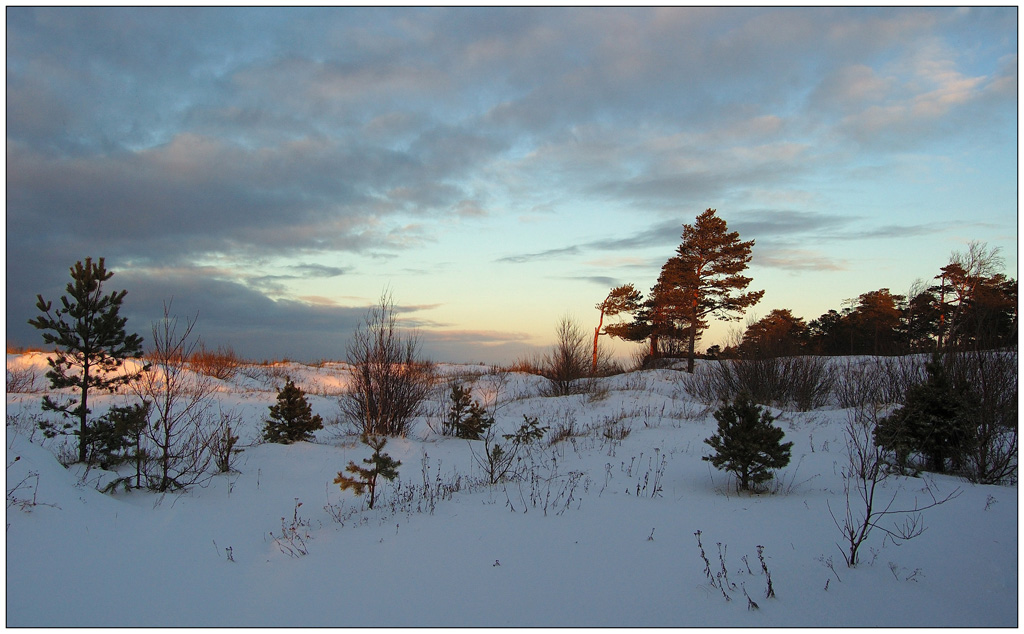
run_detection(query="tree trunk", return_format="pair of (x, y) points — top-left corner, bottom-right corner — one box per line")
(592, 310), (604, 375)
(79, 358), (90, 463)
(687, 297), (699, 374)
(687, 325), (697, 373)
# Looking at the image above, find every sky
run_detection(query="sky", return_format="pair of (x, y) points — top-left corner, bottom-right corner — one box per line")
(5, 6), (1018, 364)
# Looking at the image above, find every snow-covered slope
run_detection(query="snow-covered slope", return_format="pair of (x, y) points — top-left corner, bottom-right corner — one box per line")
(5, 355), (1016, 626)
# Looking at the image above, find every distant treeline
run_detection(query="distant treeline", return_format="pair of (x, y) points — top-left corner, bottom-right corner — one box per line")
(719, 245), (1016, 359)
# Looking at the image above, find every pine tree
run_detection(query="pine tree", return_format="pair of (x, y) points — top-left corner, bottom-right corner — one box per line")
(29, 257), (146, 463)
(667, 209), (764, 372)
(605, 209), (763, 369)
(84, 401), (151, 475)
(263, 377), (323, 444)
(445, 383), (494, 439)
(334, 434), (401, 509)
(86, 401), (152, 491)
(703, 394), (792, 491)
(593, 284), (642, 373)
(874, 355), (976, 474)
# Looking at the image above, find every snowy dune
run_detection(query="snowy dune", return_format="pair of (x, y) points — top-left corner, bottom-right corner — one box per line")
(5, 354), (1016, 627)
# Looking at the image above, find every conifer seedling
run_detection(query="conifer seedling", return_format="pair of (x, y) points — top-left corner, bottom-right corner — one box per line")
(703, 394), (792, 491)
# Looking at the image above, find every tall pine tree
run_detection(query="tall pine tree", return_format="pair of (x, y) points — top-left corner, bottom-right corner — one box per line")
(667, 209), (763, 372)
(29, 257), (146, 463)
(605, 209), (763, 370)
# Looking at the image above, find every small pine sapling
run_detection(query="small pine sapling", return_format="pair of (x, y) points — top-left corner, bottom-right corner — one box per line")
(86, 401), (152, 492)
(263, 377), (323, 444)
(703, 394), (792, 492)
(212, 416), (241, 473)
(335, 434), (401, 509)
(84, 402), (150, 470)
(445, 383), (494, 439)
(472, 415), (548, 484)
(874, 354), (975, 474)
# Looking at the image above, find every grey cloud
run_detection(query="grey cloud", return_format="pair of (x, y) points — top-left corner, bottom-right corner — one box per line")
(561, 276), (620, 288)
(731, 210), (856, 239)
(842, 223), (949, 240)
(287, 264), (350, 278)
(8, 266), (367, 362)
(586, 221), (683, 251)
(6, 7), (1015, 363)
(495, 245), (581, 264)
(754, 247), (847, 272)
(493, 208), (932, 271)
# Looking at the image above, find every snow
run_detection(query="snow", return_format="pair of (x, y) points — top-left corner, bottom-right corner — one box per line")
(5, 354), (1017, 627)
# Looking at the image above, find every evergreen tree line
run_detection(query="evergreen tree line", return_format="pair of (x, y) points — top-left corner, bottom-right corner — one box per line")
(720, 242), (1016, 359)
(596, 209), (1015, 363)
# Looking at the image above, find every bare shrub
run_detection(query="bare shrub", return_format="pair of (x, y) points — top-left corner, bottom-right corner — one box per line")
(501, 356), (545, 375)
(681, 356), (834, 410)
(547, 410), (582, 445)
(540, 315), (593, 396)
(943, 349), (1017, 484)
(6, 366), (40, 393)
(130, 304), (216, 492)
(339, 292), (435, 437)
(828, 406), (960, 567)
(269, 499), (313, 558)
(189, 344), (241, 381)
(832, 357), (887, 409)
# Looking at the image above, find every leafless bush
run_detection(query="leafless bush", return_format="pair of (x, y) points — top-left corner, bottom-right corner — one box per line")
(248, 363), (291, 392)
(681, 356), (835, 410)
(832, 358), (887, 409)
(828, 406), (960, 567)
(504, 453), (587, 516)
(835, 351), (1016, 485)
(130, 303), (216, 492)
(540, 316), (593, 396)
(547, 409), (582, 445)
(339, 292), (435, 437)
(501, 355), (545, 375)
(6, 366), (41, 393)
(380, 453), (474, 517)
(269, 499), (314, 558)
(189, 344), (241, 381)
(943, 349), (1017, 484)
(832, 355), (927, 409)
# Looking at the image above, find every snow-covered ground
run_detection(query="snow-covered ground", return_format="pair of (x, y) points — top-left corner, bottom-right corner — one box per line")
(5, 353), (1017, 627)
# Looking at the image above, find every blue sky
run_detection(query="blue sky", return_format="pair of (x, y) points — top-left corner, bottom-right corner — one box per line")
(6, 7), (1018, 363)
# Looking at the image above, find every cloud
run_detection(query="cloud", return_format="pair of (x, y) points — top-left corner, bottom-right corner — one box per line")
(495, 245), (581, 264)
(809, 64), (895, 114)
(6, 7), (1015, 363)
(585, 221), (683, 251)
(560, 276), (620, 288)
(7, 265), (369, 362)
(287, 264), (350, 278)
(730, 210), (856, 239)
(754, 247), (847, 272)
